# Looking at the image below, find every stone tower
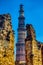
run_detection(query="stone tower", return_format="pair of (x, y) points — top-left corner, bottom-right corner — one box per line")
(0, 14), (15, 65)
(25, 24), (42, 65)
(16, 4), (26, 65)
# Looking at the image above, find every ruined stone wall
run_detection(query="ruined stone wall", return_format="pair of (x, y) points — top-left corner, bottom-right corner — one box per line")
(0, 14), (15, 65)
(25, 24), (42, 65)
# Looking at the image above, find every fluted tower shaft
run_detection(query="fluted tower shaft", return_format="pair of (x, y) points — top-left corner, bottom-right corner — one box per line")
(16, 4), (26, 65)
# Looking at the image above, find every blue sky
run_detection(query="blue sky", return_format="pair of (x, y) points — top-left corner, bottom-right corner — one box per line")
(0, 0), (43, 43)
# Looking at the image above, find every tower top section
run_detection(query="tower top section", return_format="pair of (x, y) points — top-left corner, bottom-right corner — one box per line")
(19, 4), (24, 12)
(18, 4), (25, 19)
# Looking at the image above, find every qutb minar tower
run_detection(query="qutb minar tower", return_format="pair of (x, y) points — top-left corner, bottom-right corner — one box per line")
(16, 4), (26, 65)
